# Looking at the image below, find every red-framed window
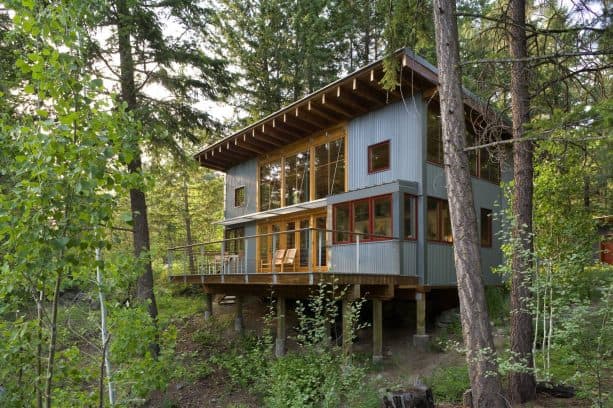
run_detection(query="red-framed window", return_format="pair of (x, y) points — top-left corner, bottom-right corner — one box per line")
(404, 194), (417, 240)
(368, 140), (390, 174)
(427, 197), (452, 243)
(480, 208), (493, 247)
(333, 195), (393, 243)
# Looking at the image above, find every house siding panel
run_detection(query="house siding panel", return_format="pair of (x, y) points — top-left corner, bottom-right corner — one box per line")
(402, 241), (418, 277)
(425, 163), (505, 286)
(331, 241), (401, 274)
(348, 100), (424, 190)
(225, 159), (258, 219)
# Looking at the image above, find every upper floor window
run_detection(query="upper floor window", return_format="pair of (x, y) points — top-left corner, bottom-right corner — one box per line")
(427, 108), (500, 184)
(314, 138), (345, 199)
(333, 195), (393, 243)
(480, 208), (493, 247)
(284, 150), (310, 206)
(234, 186), (245, 207)
(404, 194), (417, 240)
(427, 197), (452, 243)
(259, 160), (281, 210)
(368, 140), (390, 173)
(225, 227), (244, 254)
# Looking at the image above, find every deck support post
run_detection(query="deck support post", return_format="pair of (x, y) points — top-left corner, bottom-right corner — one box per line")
(234, 296), (244, 333)
(204, 293), (213, 320)
(275, 297), (286, 357)
(413, 291), (429, 350)
(342, 299), (353, 355)
(372, 299), (383, 363)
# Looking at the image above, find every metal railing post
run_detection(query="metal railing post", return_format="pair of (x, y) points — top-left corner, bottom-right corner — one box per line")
(221, 241), (225, 275)
(308, 228), (313, 272)
(167, 250), (173, 279)
(244, 238), (248, 274)
(318, 230), (323, 271)
(356, 234), (360, 274)
(272, 233), (277, 274)
(200, 245), (204, 274)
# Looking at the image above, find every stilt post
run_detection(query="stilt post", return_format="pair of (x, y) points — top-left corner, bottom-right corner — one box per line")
(275, 297), (286, 357)
(234, 296), (244, 333)
(372, 299), (383, 363)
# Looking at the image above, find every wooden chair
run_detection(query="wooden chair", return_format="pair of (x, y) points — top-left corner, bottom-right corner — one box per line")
(282, 248), (297, 272)
(260, 249), (285, 272)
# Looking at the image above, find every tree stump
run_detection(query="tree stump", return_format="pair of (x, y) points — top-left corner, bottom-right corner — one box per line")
(462, 388), (473, 407)
(381, 385), (434, 408)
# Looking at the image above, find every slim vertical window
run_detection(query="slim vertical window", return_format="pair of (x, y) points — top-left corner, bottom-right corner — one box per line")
(284, 151), (310, 205)
(426, 110), (443, 164)
(334, 203), (351, 243)
(368, 140), (390, 173)
(259, 160), (281, 210)
(404, 194), (417, 240)
(225, 227), (244, 254)
(353, 200), (370, 238)
(314, 138), (345, 199)
(427, 197), (453, 243)
(481, 208), (493, 247)
(373, 196), (392, 238)
(234, 186), (245, 207)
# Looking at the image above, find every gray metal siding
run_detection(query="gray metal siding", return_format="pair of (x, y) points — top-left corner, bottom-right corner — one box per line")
(402, 241), (418, 277)
(225, 159), (258, 219)
(243, 222), (257, 273)
(347, 100), (424, 190)
(331, 241), (401, 274)
(425, 163), (504, 286)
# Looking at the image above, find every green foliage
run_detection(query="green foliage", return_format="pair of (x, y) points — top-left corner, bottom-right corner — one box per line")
(425, 364), (470, 403)
(484, 286), (508, 325)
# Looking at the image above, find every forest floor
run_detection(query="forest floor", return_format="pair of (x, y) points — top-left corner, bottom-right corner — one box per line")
(147, 293), (592, 408)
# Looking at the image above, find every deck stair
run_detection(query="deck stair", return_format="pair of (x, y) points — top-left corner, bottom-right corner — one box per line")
(218, 295), (236, 306)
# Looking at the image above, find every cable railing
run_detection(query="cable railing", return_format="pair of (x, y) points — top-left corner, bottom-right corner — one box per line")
(166, 227), (399, 277)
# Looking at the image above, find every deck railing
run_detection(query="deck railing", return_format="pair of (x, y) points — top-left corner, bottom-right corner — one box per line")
(166, 227), (399, 278)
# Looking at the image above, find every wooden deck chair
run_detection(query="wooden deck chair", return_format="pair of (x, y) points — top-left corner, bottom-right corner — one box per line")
(282, 248), (297, 272)
(260, 249), (285, 272)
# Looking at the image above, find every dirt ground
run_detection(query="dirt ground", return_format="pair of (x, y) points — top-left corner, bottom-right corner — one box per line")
(147, 296), (590, 408)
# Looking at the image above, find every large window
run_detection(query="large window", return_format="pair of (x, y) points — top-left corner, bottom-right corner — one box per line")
(404, 194), (417, 240)
(427, 197), (452, 243)
(284, 151), (310, 205)
(481, 208), (493, 247)
(368, 140), (390, 173)
(225, 227), (244, 254)
(259, 160), (281, 210)
(333, 195), (393, 243)
(427, 108), (500, 184)
(314, 138), (345, 199)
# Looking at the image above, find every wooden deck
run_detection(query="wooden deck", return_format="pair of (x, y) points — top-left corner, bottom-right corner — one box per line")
(169, 272), (419, 300)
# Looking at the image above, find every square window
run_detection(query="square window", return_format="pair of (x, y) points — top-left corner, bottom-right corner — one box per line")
(234, 186), (245, 207)
(368, 140), (390, 173)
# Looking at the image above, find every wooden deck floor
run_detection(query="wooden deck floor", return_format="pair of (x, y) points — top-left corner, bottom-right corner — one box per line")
(169, 272), (419, 299)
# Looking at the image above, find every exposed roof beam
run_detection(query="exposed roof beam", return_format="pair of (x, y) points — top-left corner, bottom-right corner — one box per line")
(252, 129), (283, 148)
(321, 93), (356, 117)
(352, 78), (388, 105)
(292, 106), (332, 128)
(234, 138), (267, 155)
(307, 100), (342, 122)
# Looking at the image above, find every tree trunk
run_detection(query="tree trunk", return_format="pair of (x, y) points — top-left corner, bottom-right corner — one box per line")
(117, 0), (159, 357)
(432, 1), (506, 406)
(183, 179), (196, 274)
(36, 290), (43, 408)
(507, 0), (537, 402)
(44, 269), (62, 408)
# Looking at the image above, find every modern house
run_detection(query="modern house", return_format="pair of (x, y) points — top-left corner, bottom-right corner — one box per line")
(168, 48), (509, 360)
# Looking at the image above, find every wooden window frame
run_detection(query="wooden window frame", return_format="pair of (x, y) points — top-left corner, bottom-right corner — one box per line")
(234, 186), (245, 208)
(367, 140), (391, 174)
(403, 194), (418, 240)
(480, 208), (493, 247)
(257, 126), (347, 211)
(427, 197), (453, 244)
(332, 194), (393, 244)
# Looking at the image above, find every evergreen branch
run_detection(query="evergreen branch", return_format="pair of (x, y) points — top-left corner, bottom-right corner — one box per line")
(461, 49), (613, 65)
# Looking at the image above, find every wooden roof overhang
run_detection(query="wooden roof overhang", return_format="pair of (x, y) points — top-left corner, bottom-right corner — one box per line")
(195, 48), (511, 171)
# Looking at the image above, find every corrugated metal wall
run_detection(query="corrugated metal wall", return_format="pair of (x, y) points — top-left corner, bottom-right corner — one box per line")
(425, 163), (505, 286)
(347, 100), (424, 190)
(402, 241), (418, 277)
(225, 159), (258, 219)
(331, 241), (401, 274)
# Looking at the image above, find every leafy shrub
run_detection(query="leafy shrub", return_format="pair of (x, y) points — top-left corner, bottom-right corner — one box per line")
(485, 286), (508, 324)
(425, 364), (470, 403)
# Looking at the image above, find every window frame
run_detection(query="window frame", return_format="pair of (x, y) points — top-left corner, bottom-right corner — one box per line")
(403, 194), (418, 240)
(427, 197), (453, 244)
(332, 194), (393, 244)
(480, 208), (493, 247)
(234, 186), (246, 208)
(367, 140), (391, 174)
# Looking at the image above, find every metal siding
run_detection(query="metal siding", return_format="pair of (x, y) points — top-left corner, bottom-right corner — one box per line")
(348, 100), (424, 190)
(402, 241), (418, 277)
(425, 164), (505, 286)
(225, 159), (258, 219)
(244, 222), (257, 273)
(330, 241), (401, 274)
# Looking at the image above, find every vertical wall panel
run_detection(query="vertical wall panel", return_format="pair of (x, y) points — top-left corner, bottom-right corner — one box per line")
(225, 159), (258, 219)
(402, 241), (418, 277)
(347, 100), (424, 190)
(330, 241), (400, 274)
